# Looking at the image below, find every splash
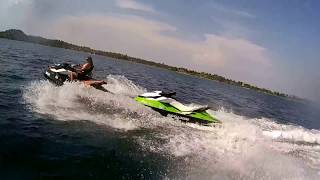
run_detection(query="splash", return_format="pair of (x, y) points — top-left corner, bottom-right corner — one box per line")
(23, 76), (320, 179)
(104, 75), (146, 96)
(257, 119), (320, 145)
(23, 76), (152, 130)
(138, 109), (320, 179)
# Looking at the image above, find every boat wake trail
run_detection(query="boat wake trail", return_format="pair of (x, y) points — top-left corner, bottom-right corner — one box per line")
(23, 75), (320, 179)
(136, 109), (320, 179)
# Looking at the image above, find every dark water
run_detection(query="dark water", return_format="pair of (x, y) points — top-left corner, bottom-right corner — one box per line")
(1, 38), (320, 179)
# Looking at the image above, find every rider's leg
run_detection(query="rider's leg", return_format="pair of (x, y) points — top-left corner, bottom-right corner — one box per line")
(69, 72), (77, 81)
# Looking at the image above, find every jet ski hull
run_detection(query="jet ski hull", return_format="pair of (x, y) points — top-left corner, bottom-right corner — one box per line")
(44, 68), (68, 86)
(44, 63), (109, 92)
(135, 96), (221, 124)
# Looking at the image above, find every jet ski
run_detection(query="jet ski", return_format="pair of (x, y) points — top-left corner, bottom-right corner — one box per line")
(43, 63), (108, 91)
(135, 91), (221, 125)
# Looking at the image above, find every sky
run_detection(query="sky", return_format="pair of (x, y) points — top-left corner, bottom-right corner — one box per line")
(0, 0), (319, 101)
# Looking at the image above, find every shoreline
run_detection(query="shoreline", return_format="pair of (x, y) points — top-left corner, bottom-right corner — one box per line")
(0, 29), (300, 100)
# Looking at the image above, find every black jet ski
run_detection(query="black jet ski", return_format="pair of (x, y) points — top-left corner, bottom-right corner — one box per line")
(44, 63), (108, 91)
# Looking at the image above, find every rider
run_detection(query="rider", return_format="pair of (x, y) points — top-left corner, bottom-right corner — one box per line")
(69, 56), (94, 81)
(69, 56), (107, 86)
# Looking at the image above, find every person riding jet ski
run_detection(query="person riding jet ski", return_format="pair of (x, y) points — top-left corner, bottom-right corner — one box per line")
(69, 56), (106, 86)
(69, 56), (93, 81)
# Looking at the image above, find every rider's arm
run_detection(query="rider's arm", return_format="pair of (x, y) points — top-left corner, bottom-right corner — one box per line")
(80, 63), (90, 72)
(74, 63), (90, 74)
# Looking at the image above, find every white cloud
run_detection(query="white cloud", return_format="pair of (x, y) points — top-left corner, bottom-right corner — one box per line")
(0, 0), (29, 7)
(115, 0), (156, 13)
(0, 0), (33, 30)
(211, 3), (256, 19)
(28, 14), (272, 86)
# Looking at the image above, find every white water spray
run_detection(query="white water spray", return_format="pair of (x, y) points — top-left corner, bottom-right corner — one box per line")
(23, 75), (320, 179)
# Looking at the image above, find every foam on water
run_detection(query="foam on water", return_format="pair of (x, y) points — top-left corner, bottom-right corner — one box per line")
(104, 75), (146, 96)
(23, 76), (320, 179)
(137, 111), (320, 179)
(23, 76), (153, 130)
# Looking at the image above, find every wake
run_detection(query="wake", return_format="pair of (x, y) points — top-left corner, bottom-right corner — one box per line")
(23, 75), (320, 179)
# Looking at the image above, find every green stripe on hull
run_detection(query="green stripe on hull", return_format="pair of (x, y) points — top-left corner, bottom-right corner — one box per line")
(135, 96), (221, 124)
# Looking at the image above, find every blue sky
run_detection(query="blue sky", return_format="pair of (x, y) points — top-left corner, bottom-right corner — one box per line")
(0, 0), (319, 101)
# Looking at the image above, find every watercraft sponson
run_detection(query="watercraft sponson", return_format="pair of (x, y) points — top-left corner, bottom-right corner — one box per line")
(44, 63), (78, 86)
(44, 63), (107, 91)
(135, 91), (221, 124)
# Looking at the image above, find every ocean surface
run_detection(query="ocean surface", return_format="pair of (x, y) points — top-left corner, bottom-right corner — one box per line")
(1, 38), (320, 179)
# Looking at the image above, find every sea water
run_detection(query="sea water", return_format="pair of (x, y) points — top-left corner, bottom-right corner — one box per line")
(1, 38), (320, 179)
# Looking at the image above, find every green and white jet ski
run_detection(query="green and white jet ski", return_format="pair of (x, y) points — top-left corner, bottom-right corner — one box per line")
(135, 91), (221, 125)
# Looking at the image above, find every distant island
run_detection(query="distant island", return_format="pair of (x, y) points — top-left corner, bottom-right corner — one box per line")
(0, 29), (292, 98)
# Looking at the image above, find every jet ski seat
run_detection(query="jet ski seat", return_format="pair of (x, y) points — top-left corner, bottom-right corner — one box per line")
(139, 91), (176, 98)
(169, 100), (209, 112)
(158, 97), (209, 112)
(140, 91), (209, 113)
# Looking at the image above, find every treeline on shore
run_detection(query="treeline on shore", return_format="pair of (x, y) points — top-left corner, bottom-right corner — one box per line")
(0, 29), (291, 98)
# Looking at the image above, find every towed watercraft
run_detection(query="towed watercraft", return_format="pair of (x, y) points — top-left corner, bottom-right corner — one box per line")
(135, 91), (221, 124)
(44, 63), (108, 91)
